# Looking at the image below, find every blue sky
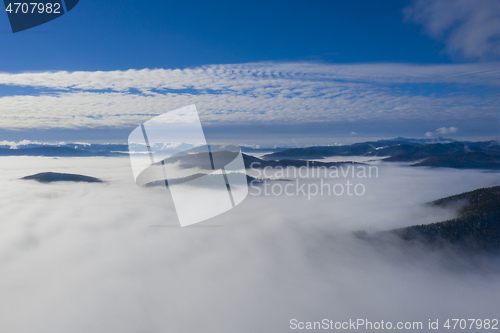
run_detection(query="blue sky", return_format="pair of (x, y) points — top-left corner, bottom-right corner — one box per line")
(0, 0), (448, 71)
(0, 0), (499, 145)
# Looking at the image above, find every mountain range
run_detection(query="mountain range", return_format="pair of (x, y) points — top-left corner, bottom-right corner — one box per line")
(3, 138), (500, 170)
(262, 139), (500, 170)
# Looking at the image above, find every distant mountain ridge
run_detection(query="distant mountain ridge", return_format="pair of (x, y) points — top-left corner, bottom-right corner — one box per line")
(262, 139), (500, 170)
(384, 151), (500, 169)
(263, 139), (499, 160)
(0, 145), (126, 157)
(2, 139), (500, 170)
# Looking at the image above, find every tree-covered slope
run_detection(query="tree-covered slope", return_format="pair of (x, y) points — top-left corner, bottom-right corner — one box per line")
(390, 186), (500, 251)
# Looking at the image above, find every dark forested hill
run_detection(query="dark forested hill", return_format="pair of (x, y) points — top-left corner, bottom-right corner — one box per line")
(388, 186), (500, 252)
(21, 172), (104, 183)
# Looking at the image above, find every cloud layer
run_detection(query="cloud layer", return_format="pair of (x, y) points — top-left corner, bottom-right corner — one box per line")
(0, 62), (499, 135)
(0, 157), (499, 332)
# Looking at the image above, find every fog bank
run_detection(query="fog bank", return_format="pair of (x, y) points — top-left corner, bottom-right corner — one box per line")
(0, 157), (499, 332)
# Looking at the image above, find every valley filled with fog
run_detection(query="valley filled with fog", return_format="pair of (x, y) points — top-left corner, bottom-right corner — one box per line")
(0, 156), (499, 333)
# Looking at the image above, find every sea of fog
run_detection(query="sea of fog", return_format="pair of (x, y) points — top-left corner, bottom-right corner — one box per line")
(0, 156), (499, 333)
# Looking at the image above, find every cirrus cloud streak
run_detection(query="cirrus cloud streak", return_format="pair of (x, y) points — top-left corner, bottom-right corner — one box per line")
(0, 62), (498, 132)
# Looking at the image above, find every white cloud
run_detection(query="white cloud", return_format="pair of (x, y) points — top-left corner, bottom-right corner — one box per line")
(0, 156), (499, 332)
(404, 0), (500, 60)
(436, 126), (459, 135)
(426, 126), (459, 137)
(0, 139), (66, 149)
(0, 62), (498, 130)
